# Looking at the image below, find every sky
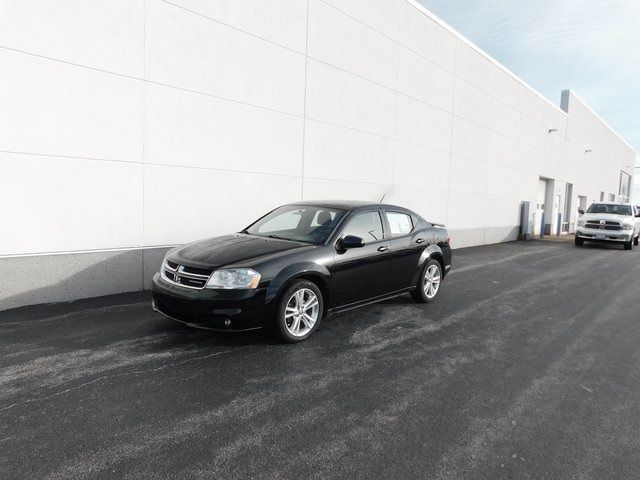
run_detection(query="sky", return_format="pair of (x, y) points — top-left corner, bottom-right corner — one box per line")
(417, 0), (640, 155)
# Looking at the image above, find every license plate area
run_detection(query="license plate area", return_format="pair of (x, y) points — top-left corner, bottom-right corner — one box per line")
(596, 233), (606, 239)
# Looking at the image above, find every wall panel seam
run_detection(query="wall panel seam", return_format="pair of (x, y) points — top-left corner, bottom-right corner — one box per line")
(160, 0), (306, 56)
(300, 0), (310, 199)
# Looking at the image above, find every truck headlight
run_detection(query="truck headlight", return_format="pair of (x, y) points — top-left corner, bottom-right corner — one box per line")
(206, 268), (261, 289)
(577, 219), (585, 227)
(622, 221), (634, 230)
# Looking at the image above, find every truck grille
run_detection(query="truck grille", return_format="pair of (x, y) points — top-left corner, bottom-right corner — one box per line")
(584, 220), (622, 231)
(162, 261), (211, 289)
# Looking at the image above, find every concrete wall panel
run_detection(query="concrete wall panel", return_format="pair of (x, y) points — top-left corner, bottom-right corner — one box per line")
(399, 2), (456, 71)
(322, 0), (401, 40)
(167, 0), (307, 53)
(0, 153), (143, 256)
(397, 46), (454, 112)
(0, 250), (142, 311)
(145, 0), (306, 115)
(143, 165), (300, 246)
(144, 83), (303, 176)
(455, 42), (494, 94)
(0, 49), (143, 162)
(302, 178), (387, 203)
(395, 95), (453, 152)
(308, 0), (398, 88)
(392, 142), (450, 190)
(303, 120), (394, 184)
(0, 0), (144, 77)
(305, 59), (396, 137)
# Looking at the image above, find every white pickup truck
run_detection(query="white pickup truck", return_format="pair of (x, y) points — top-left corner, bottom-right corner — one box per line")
(575, 203), (640, 250)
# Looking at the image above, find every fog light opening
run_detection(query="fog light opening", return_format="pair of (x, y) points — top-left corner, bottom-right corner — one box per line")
(224, 319), (232, 328)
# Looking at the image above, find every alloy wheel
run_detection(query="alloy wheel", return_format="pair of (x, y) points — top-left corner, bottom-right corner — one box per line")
(284, 288), (319, 337)
(423, 264), (441, 299)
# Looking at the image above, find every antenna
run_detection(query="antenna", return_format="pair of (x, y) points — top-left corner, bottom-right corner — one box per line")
(379, 194), (385, 203)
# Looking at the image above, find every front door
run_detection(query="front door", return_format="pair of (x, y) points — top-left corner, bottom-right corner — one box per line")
(330, 210), (391, 307)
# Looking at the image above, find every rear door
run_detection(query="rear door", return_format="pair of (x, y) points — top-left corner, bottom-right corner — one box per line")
(330, 209), (392, 307)
(383, 210), (425, 290)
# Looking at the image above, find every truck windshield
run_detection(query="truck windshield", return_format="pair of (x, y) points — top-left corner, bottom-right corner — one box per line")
(586, 204), (632, 216)
(243, 205), (347, 244)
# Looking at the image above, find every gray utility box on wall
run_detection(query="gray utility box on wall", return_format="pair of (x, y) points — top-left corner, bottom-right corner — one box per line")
(519, 201), (533, 240)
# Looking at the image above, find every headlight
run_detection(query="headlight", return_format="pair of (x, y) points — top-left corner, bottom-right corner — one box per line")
(577, 219), (585, 226)
(206, 268), (261, 289)
(622, 221), (634, 230)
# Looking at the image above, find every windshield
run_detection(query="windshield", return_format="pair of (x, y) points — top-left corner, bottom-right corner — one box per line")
(244, 205), (347, 244)
(586, 203), (632, 216)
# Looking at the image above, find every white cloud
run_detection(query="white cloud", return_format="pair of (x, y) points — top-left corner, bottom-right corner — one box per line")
(418, 0), (640, 150)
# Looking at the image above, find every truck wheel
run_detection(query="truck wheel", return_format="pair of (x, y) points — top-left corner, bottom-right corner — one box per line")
(624, 239), (633, 250)
(574, 236), (583, 246)
(635, 235), (639, 246)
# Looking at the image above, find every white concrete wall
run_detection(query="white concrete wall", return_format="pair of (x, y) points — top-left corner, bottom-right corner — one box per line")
(0, 0), (636, 309)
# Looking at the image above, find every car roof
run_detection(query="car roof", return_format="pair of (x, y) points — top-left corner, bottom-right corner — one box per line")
(287, 199), (410, 211)
(591, 202), (633, 206)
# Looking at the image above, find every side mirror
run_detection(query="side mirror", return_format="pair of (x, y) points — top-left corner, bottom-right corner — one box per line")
(340, 235), (365, 249)
(578, 209), (585, 215)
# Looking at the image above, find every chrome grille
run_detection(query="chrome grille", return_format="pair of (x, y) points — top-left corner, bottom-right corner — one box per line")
(584, 220), (622, 231)
(162, 261), (211, 290)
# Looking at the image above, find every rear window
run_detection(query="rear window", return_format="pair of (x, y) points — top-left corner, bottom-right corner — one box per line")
(386, 211), (413, 235)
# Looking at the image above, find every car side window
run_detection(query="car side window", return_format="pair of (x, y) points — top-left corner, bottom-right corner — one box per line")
(385, 211), (413, 236)
(342, 211), (384, 243)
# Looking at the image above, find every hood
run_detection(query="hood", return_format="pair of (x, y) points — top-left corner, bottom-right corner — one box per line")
(167, 234), (312, 270)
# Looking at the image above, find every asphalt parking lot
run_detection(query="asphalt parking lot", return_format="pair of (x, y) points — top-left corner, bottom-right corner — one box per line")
(2, 239), (640, 479)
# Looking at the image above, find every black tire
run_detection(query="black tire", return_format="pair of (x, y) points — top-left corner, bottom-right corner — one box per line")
(273, 280), (323, 343)
(575, 236), (584, 246)
(634, 235), (639, 247)
(411, 259), (443, 304)
(624, 239), (633, 250)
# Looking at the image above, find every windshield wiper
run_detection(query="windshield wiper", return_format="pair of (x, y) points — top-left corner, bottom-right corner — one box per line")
(267, 234), (283, 239)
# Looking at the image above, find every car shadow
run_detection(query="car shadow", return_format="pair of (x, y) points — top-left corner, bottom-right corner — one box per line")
(147, 315), (275, 349)
(579, 242), (626, 251)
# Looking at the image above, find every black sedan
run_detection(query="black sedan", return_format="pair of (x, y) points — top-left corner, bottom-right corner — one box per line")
(152, 200), (452, 342)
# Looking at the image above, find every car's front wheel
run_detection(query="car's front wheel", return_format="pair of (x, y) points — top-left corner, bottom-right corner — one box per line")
(624, 239), (633, 250)
(274, 280), (323, 343)
(411, 259), (442, 303)
(575, 236), (584, 246)
(634, 235), (639, 246)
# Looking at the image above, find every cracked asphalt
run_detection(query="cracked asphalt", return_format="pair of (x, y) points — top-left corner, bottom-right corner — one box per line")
(2, 239), (640, 479)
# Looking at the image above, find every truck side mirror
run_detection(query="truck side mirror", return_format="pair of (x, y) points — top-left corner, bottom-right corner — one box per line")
(578, 209), (585, 215)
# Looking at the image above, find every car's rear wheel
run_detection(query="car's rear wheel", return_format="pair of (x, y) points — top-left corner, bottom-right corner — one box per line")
(575, 236), (584, 246)
(274, 280), (323, 343)
(634, 235), (639, 246)
(411, 259), (442, 303)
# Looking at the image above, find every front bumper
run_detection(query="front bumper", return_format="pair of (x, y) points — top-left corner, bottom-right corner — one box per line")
(575, 228), (633, 243)
(151, 273), (271, 331)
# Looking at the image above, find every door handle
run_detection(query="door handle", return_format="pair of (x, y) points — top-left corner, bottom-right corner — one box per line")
(416, 238), (425, 244)
(377, 245), (389, 252)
